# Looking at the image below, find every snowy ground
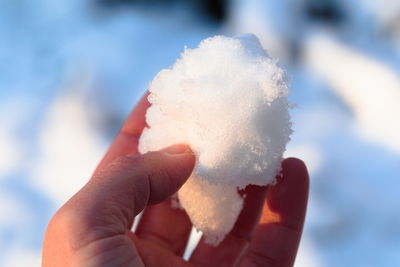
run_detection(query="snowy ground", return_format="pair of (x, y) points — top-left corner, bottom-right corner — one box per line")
(1, 0), (400, 266)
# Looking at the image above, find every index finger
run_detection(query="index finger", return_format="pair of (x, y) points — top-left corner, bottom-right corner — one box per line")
(94, 92), (150, 173)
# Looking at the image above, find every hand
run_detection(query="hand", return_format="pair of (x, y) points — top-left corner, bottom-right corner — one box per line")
(42, 94), (309, 267)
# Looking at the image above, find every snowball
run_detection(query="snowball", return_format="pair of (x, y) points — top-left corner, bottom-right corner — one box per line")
(139, 34), (292, 245)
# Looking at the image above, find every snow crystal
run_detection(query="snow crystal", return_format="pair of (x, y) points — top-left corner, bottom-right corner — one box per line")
(139, 34), (292, 245)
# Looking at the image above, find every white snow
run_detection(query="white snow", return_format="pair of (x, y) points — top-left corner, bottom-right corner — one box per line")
(2, 248), (41, 267)
(139, 34), (292, 244)
(0, 129), (20, 176)
(32, 77), (105, 205)
(304, 35), (400, 154)
(0, 97), (29, 177)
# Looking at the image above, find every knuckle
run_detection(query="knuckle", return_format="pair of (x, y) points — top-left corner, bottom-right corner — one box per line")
(97, 154), (148, 181)
(49, 203), (82, 234)
(111, 154), (145, 171)
(45, 204), (79, 248)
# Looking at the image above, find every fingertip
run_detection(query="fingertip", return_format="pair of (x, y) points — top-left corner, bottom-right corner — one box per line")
(160, 144), (195, 179)
(282, 157), (308, 174)
(95, 92), (150, 172)
(161, 143), (192, 154)
(121, 92), (150, 135)
(143, 145), (195, 205)
(282, 157), (305, 167)
(280, 157), (309, 188)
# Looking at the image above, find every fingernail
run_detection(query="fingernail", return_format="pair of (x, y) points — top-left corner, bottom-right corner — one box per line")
(161, 144), (192, 155)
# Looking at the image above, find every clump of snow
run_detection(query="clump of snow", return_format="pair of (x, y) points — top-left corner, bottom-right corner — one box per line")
(139, 34), (292, 245)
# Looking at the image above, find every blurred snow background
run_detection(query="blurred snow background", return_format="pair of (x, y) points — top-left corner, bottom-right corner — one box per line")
(0, 0), (399, 266)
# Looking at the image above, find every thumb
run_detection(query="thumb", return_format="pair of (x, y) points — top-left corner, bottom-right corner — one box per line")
(58, 144), (195, 250)
(87, 143), (195, 217)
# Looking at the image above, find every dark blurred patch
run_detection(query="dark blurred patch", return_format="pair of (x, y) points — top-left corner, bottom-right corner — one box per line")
(98, 0), (174, 7)
(96, 0), (227, 22)
(194, 0), (226, 22)
(305, 0), (345, 24)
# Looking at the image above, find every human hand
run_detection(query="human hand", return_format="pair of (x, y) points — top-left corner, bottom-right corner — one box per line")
(42, 94), (309, 267)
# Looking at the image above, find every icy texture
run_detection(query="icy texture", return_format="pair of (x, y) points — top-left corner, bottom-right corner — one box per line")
(139, 34), (292, 245)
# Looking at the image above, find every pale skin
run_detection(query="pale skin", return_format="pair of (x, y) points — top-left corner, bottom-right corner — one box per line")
(42, 93), (309, 267)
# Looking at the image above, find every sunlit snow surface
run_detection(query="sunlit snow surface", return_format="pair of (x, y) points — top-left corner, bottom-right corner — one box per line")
(1, 0), (400, 266)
